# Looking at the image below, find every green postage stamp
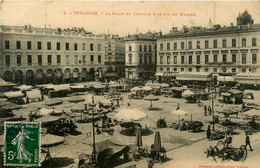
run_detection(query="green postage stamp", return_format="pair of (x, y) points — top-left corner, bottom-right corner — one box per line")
(4, 122), (41, 166)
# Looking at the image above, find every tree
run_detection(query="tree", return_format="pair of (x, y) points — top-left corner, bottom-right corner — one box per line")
(241, 10), (253, 25)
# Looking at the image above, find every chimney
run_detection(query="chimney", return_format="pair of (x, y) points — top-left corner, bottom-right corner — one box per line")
(182, 26), (188, 33)
(159, 31), (162, 36)
(247, 23), (251, 29)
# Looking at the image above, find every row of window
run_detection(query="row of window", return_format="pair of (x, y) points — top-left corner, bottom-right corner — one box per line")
(159, 54), (257, 65)
(128, 45), (153, 52)
(4, 41), (102, 51)
(5, 55), (102, 66)
(139, 45), (153, 52)
(159, 38), (257, 51)
(159, 67), (257, 73)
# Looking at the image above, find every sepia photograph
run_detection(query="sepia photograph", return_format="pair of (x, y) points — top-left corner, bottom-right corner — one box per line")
(0, 1), (260, 168)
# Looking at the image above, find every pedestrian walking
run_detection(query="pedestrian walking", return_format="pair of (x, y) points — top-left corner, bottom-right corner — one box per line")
(204, 105), (207, 116)
(208, 105), (212, 115)
(245, 133), (253, 151)
(176, 103), (180, 110)
(207, 125), (211, 139)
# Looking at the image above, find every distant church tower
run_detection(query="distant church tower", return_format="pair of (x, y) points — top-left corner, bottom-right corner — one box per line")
(236, 12), (242, 26)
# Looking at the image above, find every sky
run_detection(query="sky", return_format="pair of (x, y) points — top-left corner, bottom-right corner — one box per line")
(1, 1), (260, 36)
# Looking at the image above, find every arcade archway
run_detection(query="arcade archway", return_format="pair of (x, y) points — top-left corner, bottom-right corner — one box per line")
(36, 70), (44, 84)
(26, 70), (34, 85)
(3, 70), (13, 82)
(89, 68), (95, 81)
(15, 70), (23, 84)
(46, 69), (54, 83)
(64, 68), (71, 83)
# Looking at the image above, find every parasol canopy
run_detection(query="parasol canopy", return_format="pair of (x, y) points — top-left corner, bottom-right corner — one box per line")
(131, 87), (142, 92)
(144, 94), (160, 110)
(136, 127), (142, 147)
(144, 95), (159, 101)
(45, 99), (63, 106)
(38, 108), (63, 116)
(35, 115), (60, 123)
(141, 86), (153, 91)
(115, 108), (147, 122)
(171, 110), (187, 124)
(71, 103), (86, 113)
(153, 131), (162, 152)
(243, 109), (260, 117)
(70, 85), (85, 89)
(181, 90), (195, 98)
(215, 105), (240, 118)
(5, 91), (24, 98)
(92, 83), (105, 89)
(16, 85), (32, 91)
(160, 83), (169, 88)
(41, 134), (65, 148)
(1, 103), (22, 110)
(68, 97), (85, 103)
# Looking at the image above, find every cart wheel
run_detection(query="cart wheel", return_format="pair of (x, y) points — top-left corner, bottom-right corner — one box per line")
(239, 145), (247, 162)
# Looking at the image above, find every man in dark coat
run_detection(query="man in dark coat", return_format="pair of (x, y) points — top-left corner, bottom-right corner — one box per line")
(207, 125), (211, 139)
(245, 133), (253, 151)
(204, 105), (207, 116)
(208, 105), (212, 115)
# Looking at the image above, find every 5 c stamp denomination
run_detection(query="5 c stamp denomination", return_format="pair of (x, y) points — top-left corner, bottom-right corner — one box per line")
(4, 122), (41, 166)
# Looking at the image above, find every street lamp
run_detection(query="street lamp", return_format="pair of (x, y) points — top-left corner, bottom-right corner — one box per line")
(211, 88), (215, 131)
(89, 96), (97, 165)
(222, 68), (226, 86)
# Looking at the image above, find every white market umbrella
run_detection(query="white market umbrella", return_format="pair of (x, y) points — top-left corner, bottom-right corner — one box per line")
(131, 87), (142, 92)
(38, 108), (63, 116)
(244, 109), (260, 116)
(115, 108), (147, 122)
(17, 85), (32, 91)
(144, 94), (159, 110)
(161, 83), (169, 88)
(182, 90), (195, 98)
(141, 86), (153, 91)
(171, 110), (187, 124)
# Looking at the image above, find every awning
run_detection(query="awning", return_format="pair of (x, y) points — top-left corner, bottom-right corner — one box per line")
(27, 90), (41, 99)
(53, 84), (71, 91)
(176, 72), (211, 81)
(155, 73), (164, 76)
(0, 78), (16, 87)
(5, 91), (24, 98)
(176, 77), (211, 81)
(218, 76), (235, 82)
(234, 73), (260, 84)
(221, 92), (231, 97)
(70, 85), (85, 89)
(228, 89), (243, 95)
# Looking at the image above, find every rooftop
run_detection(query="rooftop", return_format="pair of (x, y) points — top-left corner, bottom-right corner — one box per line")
(159, 23), (260, 39)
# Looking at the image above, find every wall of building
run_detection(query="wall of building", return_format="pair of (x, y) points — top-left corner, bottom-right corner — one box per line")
(125, 39), (156, 80)
(156, 27), (260, 85)
(0, 26), (126, 84)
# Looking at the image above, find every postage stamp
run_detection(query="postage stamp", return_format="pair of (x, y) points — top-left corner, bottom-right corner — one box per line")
(4, 122), (41, 166)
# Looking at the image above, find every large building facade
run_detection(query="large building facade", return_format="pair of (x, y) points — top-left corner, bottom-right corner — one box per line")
(156, 15), (260, 87)
(0, 25), (125, 85)
(125, 32), (158, 80)
(104, 35), (125, 80)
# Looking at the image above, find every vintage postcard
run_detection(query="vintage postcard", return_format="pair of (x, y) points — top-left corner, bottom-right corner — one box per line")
(0, 1), (260, 168)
